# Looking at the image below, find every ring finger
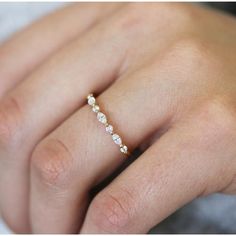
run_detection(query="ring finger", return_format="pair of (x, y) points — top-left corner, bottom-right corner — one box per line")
(30, 60), (177, 233)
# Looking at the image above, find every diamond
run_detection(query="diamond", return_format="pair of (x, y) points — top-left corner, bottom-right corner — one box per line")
(92, 105), (100, 113)
(105, 125), (113, 134)
(97, 112), (107, 124)
(88, 96), (96, 106)
(120, 145), (128, 154)
(112, 134), (122, 145)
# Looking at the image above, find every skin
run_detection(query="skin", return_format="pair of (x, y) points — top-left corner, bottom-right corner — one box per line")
(0, 2), (236, 233)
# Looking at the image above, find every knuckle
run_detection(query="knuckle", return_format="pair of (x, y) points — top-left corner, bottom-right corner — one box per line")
(118, 4), (144, 25)
(106, 3), (147, 37)
(165, 3), (201, 24)
(31, 138), (74, 188)
(151, 3), (196, 23)
(122, 3), (190, 24)
(197, 99), (236, 145)
(89, 188), (133, 233)
(173, 37), (208, 64)
(163, 36), (225, 86)
(0, 96), (23, 149)
(183, 36), (222, 70)
(112, 3), (197, 37)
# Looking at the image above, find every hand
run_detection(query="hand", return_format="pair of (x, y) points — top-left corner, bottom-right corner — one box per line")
(0, 3), (236, 233)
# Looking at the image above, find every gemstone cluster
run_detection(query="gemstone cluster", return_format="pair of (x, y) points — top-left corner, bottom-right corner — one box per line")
(87, 94), (129, 155)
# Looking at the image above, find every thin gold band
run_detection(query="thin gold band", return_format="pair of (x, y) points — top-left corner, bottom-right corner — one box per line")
(87, 94), (130, 156)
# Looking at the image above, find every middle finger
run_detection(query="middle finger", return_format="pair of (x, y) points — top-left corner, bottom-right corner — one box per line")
(0, 11), (126, 232)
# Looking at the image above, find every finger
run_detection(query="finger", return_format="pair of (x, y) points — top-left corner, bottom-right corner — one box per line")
(29, 57), (178, 233)
(0, 7), (129, 232)
(0, 3), (122, 98)
(80, 109), (236, 233)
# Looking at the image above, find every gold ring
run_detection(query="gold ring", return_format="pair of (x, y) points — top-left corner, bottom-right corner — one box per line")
(87, 94), (129, 156)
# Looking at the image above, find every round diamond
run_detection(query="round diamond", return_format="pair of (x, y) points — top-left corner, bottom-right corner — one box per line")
(88, 96), (96, 106)
(92, 105), (100, 113)
(120, 145), (128, 154)
(112, 134), (122, 145)
(105, 125), (113, 134)
(97, 112), (107, 124)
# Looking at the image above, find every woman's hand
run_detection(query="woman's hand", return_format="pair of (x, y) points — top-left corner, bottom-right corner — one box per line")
(0, 3), (236, 233)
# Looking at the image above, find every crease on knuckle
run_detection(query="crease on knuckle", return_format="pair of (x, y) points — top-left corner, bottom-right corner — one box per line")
(31, 138), (74, 188)
(0, 96), (23, 149)
(90, 189), (133, 232)
(200, 100), (236, 143)
(170, 37), (220, 73)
